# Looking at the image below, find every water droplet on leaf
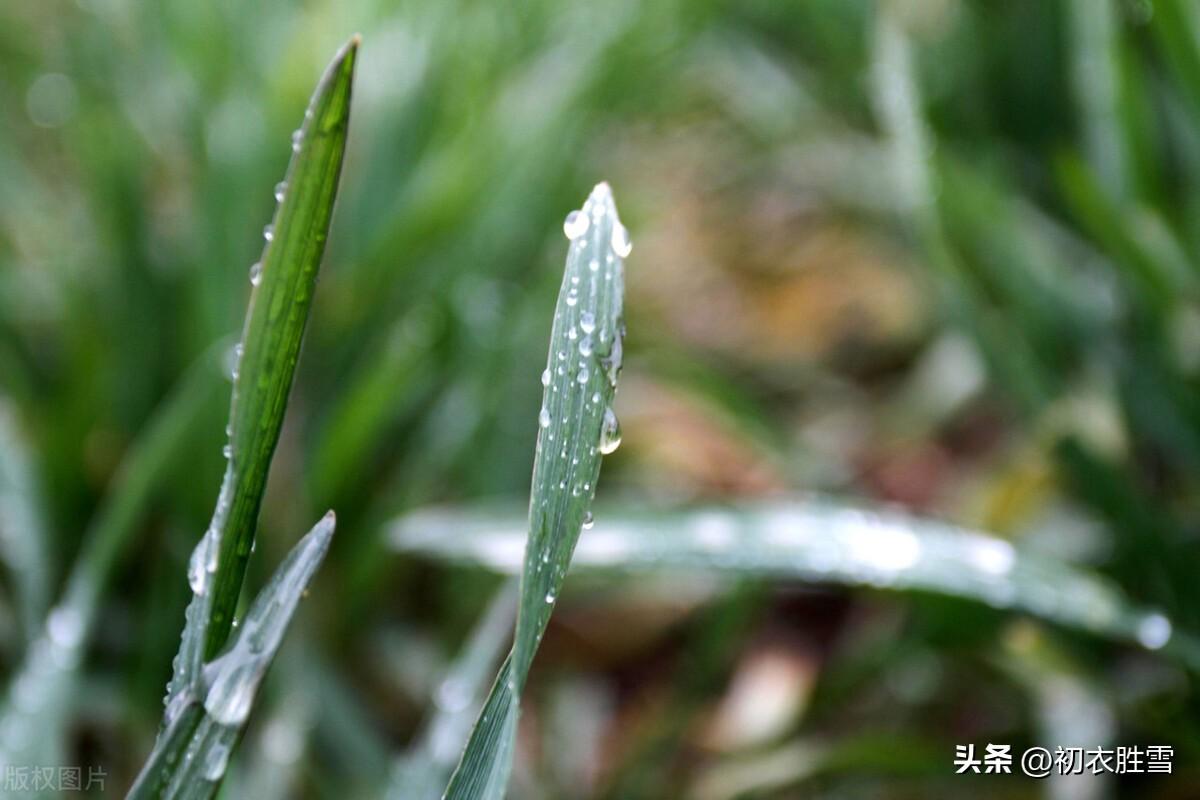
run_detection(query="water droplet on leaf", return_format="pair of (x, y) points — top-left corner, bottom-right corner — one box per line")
(599, 407), (622, 454)
(563, 209), (589, 240)
(611, 222), (632, 257)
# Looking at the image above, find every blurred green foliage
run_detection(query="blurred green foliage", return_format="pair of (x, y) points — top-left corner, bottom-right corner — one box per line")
(4, 0), (1200, 796)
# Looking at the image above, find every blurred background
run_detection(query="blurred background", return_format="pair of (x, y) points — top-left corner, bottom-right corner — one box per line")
(3, 0), (1200, 796)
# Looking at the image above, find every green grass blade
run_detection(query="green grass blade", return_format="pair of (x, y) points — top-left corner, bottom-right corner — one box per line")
(128, 513), (336, 800)
(0, 398), (50, 640)
(441, 182), (630, 800)
(1149, 0), (1200, 128)
(166, 35), (358, 711)
(1067, 0), (1128, 199)
(387, 580), (517, 800)
(0, 352), (223, 771)
(391, 500), (1191, 665)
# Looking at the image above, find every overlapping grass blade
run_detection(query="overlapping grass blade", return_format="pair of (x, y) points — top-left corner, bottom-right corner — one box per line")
(164, 35), (358, 713)
(440, 183), (630, 799)
(387, 580), (517, 800)
(128, 513), (336, 800)
(391, 500), (1193, 665)
(0, 398), (50, 639)
(0, 352), (223, 773)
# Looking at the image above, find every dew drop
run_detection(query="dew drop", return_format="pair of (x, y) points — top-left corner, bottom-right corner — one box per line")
(436, 678), (471, 712)
(579, 335), (593, 357)
(249, 261), (262, 286)
(599, 407), (622, 454)
(566, 291), (578, 307)
(47, 607), (83, 648)
(589, 258), (600, 272)
(223, 344), (241, 380)
(577, 366), (590, 384)
(538, 407), (552, 428)
(541, 368), (551, 387)
(611, 222), (632, 257)
(582, 511), (594, 530)
(222, 444), (233, 460)
(580, 311), (596, 334)
(263, 224), (274, 242)
(187, 530), (218, 595)
(563, 210), (590, 240)
(544, 592), (556, 604)
(291, 129), (303, 152)
(202, 741), (231, 781)
(274, 181), (287, 202)
(205, 660), (255, 725)
(1137, 613), (1172, 650)
(602, 334), (623, 386)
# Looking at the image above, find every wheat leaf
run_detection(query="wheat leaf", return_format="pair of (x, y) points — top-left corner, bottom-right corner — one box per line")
(440, 183), (630, 800)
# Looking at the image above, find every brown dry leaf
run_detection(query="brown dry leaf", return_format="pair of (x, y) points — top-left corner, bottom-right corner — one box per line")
(617, 132), (924, 365)
(617, 373), (787, 497)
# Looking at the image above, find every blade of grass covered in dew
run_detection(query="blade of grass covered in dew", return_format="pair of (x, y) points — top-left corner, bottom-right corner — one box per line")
(390, 500), (1200, 669)
(128, 513), (336, 800)
(441, 182), (630, 800)
(387, 580), (518, 800)
(164, 35), (358, 714)
(0, 351), (223, 772)
(0, 398), (50, 640)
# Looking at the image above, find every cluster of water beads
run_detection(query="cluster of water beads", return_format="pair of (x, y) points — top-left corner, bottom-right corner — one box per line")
(246, 125), (305, 291)
(223, 342), (243, 381)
